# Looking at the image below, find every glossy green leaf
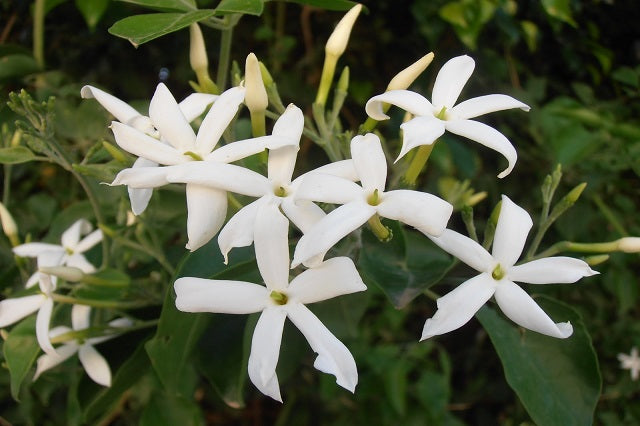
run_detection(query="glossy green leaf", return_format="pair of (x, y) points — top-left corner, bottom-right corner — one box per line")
(117, 0), (196, 12)
(0, 146), (36, 164)
(541, 0), (578, 27)
(108, 10), (215, 47)
(4, 316), (40, 400)
(75, 0), (110, 30)
(216, 0), (264, 15)
(477, 296), (601, 426)
(0, 54), (40, 81)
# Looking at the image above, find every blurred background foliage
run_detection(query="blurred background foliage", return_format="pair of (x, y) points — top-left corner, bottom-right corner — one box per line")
(0, 0), (639, 424)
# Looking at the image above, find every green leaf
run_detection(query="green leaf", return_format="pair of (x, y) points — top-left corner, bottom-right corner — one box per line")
(75, 0), (110, 30)
(477, 296), (601, 426)
(4, 316), (40, 400)
(541, 0), (578, 27)
(139, 391), (203, 425)
(279, 0), (357, 11)
(117, 0), (196, 12)
(0, 54), (40, 81)
(216, 0), (264, 15)
(108, 10), (216, 47)
(0, 146), (36, 164)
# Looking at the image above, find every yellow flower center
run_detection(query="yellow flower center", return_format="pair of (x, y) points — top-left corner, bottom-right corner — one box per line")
(367, 189), (381, 206)
(183, 151), (203, 161)
(270, 290), (288, 305)
(435, 106), (448, 120)
(491, 264), (505, 281)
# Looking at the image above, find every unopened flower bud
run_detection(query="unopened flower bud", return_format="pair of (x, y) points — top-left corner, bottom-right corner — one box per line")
(244, 53), (268, 113)
(189, 23), (208, 73)
(259, 61), (274, 86)
(326, 4), (362, 58)
(0, 202), (18, 246)
(337, 66), (350, 93)
(617, 237), (640, 253)
(39, 266), (85, 282)
(387, 52), (434, 91)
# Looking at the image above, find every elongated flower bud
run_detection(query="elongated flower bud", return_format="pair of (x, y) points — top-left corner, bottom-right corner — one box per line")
(326, 4), (362, 57)
(387, 52), (434, 91)
(245, 53), (268, 112)
(189, 23), (208, 73)
(39, 266), (85, 282)
(617, 237), (640, 253)
(0, 202), (19, 246)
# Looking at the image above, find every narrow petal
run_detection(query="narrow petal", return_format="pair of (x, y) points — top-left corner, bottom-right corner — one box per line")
(431, 55), (475, 108)
(351, 134), (387, 193)
(508, 257), (599, 284)
(364, 90), (433, 121)
(445, 119), (517, 178)
(111, 166), (173, 189)
(491, 195), (532, 267)
(174, 277), (268, 314)
(178, 93), (218, 122)
(218, 198), (263, 264)
(286, 302), (358, 393)
(206, 136), (279, 163)
(451, 94), (530, 120)
(254, 202), (290, 291)
(33, 342), (79, 381)
(288, 257), (366, 304)
(494, 281), (573, 338)
(195, 86), (245, 155)
(36, 298), (56, 355)
(61, 219), (91, 249)
(13, 243), (62, 258)
(377, 190), (452, 236)
(149, 83), (196, 151)
(292, 201), (375, 268)
(166, 162), (271, 197)
(185, 185), (228, 251)
(78, 344), (112, 386)
(74, 230), (103, 253)
(0, 295), (45, 327)
(71, 304), (91, 330)
(421, 273), (495, 340)
(271, 104), (304, 144)
(110, 121), (185, 165)
(128, 157), (158, 215)
(294, 159), (359, 185)
(280, 198), (325, 233)
(65, 254), (96, 273)
(294, 174), (363, 204)
(81, 85), (140, 124)
(397, 116), (446, 160)
(268, 146), (298, 188)
(248, 307), (287, 402)
(428, 229), (493, 272)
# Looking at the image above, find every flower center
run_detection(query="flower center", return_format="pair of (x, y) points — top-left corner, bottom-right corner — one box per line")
(65, 247), (74, 255)
(270, 290), (288, 305)
(183, 151), (203, 161)
(274, 186), (287, 198)
(367, 189), (381, 206)
(435, 106), (448, 120)
(491, 264), (506, 281)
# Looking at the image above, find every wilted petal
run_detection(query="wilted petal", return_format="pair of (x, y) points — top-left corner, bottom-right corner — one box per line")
(286, 302), (358, 393)
(398, 116), (446, 160)
(61, 219), (92, 249)
(36, 297), (56, 355)
(288, 257), (366, 304)
(431, 55), (475, 108)
(185, 185), (228, 251)
(294, 174), (362, 205)
(420, 273), (495, 340)
(13, 243), (62, 258)
(80, 85), (140, 124)
(365, 90), (433, 121)
(33, 342), (79, 381)
(111, 122), (185, 165)
(268, 146), (298, 188)
(351, 134), (387, 193)
(111, 166), (173, 189)
(378, 190), (452, 236)
(428, 229), (493, 272)
(494, 281), (573, 338)
(178, 93), (218, 122)
(166, 162), (271, 197)
(149, 83), (196, 151)
(281, 198), (325, 233)
(451, 94), (530, 120)
(174, 277), (268, 314)
(491, 195), (532, 267)
(78, 344), (111, 386)
(254, 203), (290, 291)
(218, 198), (263, 264)
(71, 304), (92, 330)
(195, 86), (245, 155)
(128, 157), (158, 215)
(248, 307), (287, 402)
(509, 257), (598, 284)
(0, 294), (46, 327)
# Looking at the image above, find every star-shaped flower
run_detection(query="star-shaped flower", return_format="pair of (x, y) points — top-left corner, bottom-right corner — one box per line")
(365, 55), (530, 178)
(174, 202), (366, 402)
(292, 133), (453, 267)
(421, 195), (598, 340)
(618, 347), (640, 381)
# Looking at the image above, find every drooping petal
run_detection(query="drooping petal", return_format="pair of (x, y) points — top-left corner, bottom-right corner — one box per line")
(378, 189), (452, 237)
(268, 146), (299, 188)
(166, 162), (271, 197)
(74, 230), (103, 254)
(248, 307), (287, 402)
(351, 133), (387, 193)
(254, 202), (290, 291)
(110, 122), (185, 165)
(185, 185), (228, 251)
(36, 297), (56, 355)
(78, 344), (112, 386)
(128, 157), (158, 214)
(280, 198), (325, 233)
(149, 83), (196, 152)
(13, 243), (63, 258)
(288, 257), (366, 304)
(397, 116), (446, 160)
(294, 174), (363, 204)
(494, 281), (573, 338)
(218, 198), (264, 264)
(292, 201), (375, 268)
(451, 94), (530, 120)
(174, 277), (268, 314)
(0, 294), (46, 327)
(178, 93), (218, 122)
(111, 166), (173, 189)
(61, 219), (92, 249)
(80, 85), (141, 124)
(195, 86), (245, 155)
(286, 302), (358, 393)
(71, 304), (92, 331)
(508, 257), (598, 284)
(420, 273), (495, 340)
(33, 342), (79, 381)
(428, 229), (493, 272)
(364, 90), (433, 121)
(491, 195), (532, 267)
(431, 55), (475, 108)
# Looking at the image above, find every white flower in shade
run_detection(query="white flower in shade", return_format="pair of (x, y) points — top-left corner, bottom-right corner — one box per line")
(34, 305), (132, 386)
(82, 84), (217, 215)
(292, 133), (453, 267)
(618, 347), (640, 381)
(421, 195), (598, 340)
(174, 203), (366, 402)
(365, 55), (530, 178)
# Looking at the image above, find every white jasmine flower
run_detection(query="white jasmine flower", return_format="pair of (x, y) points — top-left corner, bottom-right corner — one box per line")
(365, 55), (530, 178)
(292, 133), (453, 267)
(618, 347), (640, 381)
(174, 203), (366, 402)
(421, 195), (598, 340)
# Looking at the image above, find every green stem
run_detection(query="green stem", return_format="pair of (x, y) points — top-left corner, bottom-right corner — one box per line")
(51, 294), (154, 310)
(533, 240), (622, 260)
(216, 15), (241, 90)
(315, 54), (337, 107)
(107, 230), (174, 275)
(33, 0), (45, 69)
(367, 214), (392, 241)
(250, 110), (266, 137)
(404, 143), (435, 187)
(592, 194), (628, 237)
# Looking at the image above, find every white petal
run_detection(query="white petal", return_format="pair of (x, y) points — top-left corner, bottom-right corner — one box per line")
(491, 195), (532, 267)
(248, 307), (286, 402)
(218, 198), (263, 264)
(420, 273), (495, 340)
(205, 136), (273, 163)
(33, 342), (79, 381)
(494, 281), (573, 338)
(25, 272), (40, 288)
(61, 219), (92, 249)
(74, 230), (103, 254)
(271, 104), (304, 143)
(292, 201), (375, 268)
(294, 173), (363, 204)
(65, 254), (96, 273)
(128, 157), (158, 215)
(195, 86), (245, 155)
(111, 166), (173, 189)
(431, 55), (475, 108)
(78, 344), (111, 386)
(110, 122), (185, 165)
(166, 162), (271, 197)
(377, 190), (452, 236)
(185, 185), (228, 251)
(428, 229), (492, 272)
(445, 119), (517, 178)
(351, 133), (387, 193)
(36, 298), (56, 355)
(254, 202), (290, 291)
(280, 198), (325, 233)
(178, 93), (218, 122)
(288, 257), (366, 304)
(295, 159), (359, 184)
(81, 85), (141, 124)
(268, 146), (298, 188)
(286, 302), (358, 393)
(174, 277), (268, 314)
(71, 304), (91, 330)
(451, 94), (530, 120)
(0, 294), (46, 327)
(508, 257), (599, 284)
(149, 83), (196, 151)
(13, 243), (63, 258)
(364, 90), (433, 121)
(397, 116), (446, 160)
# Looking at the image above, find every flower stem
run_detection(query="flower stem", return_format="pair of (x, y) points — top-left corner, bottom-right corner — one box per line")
(216, 15), (241, 90)
(367, 214), (392, 242)
(404, 143), (435, 187)
(315, 54), (338, 107)
(33, 0), (45, 69)
(51, 294), (153, 310)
